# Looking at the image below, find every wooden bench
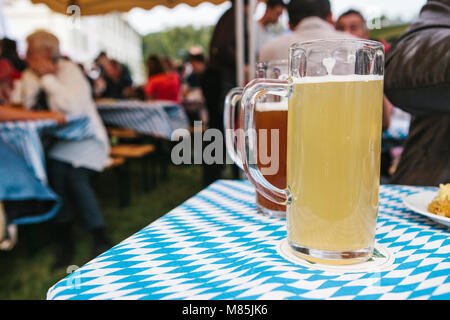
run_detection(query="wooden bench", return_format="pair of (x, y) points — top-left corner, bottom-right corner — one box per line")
(107, 127), (140, 140)
(105, 156), (126, 170)
(103, 156), (130, 208)
(110, 144), (155, 158)
(110, 144), (156, 192)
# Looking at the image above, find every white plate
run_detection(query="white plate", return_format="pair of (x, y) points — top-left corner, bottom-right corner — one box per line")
(403, 191), (450, 228)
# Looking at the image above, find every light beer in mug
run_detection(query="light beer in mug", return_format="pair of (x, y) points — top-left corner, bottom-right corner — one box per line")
(240, 39), (385, 264)
(287, 75), (383, 255)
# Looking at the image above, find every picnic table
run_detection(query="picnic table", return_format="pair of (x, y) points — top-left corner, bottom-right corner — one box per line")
(47, 180), (449, 300)
(96, 99), (190, 140)
(0, 115), (97, 184)
(0, 115), (99, 225)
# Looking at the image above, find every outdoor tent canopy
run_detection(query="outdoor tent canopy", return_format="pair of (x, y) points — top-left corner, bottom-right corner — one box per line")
(30, 0), (229, 15)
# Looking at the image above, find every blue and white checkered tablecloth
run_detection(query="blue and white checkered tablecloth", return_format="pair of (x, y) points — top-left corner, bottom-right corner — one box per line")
(96, 100), (190, 140)
(0, 115), (96, 184)
(47, 180), (449, 300)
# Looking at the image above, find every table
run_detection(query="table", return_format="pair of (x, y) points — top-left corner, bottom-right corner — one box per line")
(96, 100), (190, 140)
(47, 180), (449, 300)
(0, 115), (96, 184)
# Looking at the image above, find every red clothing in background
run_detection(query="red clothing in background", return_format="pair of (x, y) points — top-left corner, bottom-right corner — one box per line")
(376, 38), (391, 54)
(144, 72), (181, 103)
(0, 58), (20, 104)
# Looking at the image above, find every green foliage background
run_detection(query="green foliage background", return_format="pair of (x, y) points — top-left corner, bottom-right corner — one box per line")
(142, 25), (214, 63)
(141, 23), (409, 67)
(369, 24), (409, 43)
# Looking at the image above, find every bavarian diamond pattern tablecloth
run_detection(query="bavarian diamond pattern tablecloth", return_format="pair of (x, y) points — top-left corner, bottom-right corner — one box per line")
(96, 100), (189, 139)
(47, 180), (449, 300)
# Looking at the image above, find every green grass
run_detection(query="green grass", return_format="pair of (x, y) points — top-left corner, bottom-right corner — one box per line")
(0, 162), (235, 300)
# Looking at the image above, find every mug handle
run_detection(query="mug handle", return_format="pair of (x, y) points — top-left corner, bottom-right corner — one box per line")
(239, 78), (292, 205)
(224, 87), (244, 170)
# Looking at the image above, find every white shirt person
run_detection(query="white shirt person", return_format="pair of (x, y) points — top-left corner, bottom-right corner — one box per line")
(254, 0), (287, 60)
(16, 30), (112, 268)
(19, 57), (110, 172)
(259, 16), (356, 62)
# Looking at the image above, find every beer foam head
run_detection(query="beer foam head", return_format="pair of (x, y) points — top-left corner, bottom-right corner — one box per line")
(256, 101), (289, 112)
(292, 74), (383, 84)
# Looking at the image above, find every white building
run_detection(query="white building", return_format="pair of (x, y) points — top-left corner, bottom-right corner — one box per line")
(1, 0), (145, 84)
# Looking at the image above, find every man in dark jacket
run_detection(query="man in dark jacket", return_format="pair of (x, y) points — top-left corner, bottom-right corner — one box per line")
(385, 0), (450, 186)
(200, 0), (249, 187)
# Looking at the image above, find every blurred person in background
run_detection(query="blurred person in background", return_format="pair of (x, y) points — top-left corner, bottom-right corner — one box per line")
(162, 56), (175, 72)
(162, 56), (180, 74)
(0, 39), (22, 104)
(176, 62), (187, 83)
(336, 9), (368, 39)
(145, 55), (181, 103)
(0, 41), (15, 104)
(335, 9), (391, 52)
(164, 56), (183, 93)
(255, 0), (287, 58)
(259, 0), (356, 62)
(182, 47), (208, 124)
(185, 48), (206, 94)
(1, 38), (26, 72)
(201, 0), (249, 186)
(77, 62), (96, 94)
(17, 30), (111, 269)
(95, 55), (133, 99)
(384, 0), (450, 186)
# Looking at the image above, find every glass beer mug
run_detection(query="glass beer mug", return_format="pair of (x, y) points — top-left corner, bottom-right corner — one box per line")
(240, 39), (385, 264)
(224, 60), (288, 218)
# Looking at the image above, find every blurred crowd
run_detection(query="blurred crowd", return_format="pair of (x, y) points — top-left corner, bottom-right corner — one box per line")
(200, 0), (449, 187)
(0, 28), (211, 265)
(0, 0), (448, 266)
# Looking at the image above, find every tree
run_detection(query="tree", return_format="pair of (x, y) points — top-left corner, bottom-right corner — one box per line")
(142, 25), (213, 63)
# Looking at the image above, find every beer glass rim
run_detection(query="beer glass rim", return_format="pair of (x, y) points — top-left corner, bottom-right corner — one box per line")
(290, 38), (384, 51)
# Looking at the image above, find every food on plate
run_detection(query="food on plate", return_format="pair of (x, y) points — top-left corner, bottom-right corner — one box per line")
(427, 183), (450, 217)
